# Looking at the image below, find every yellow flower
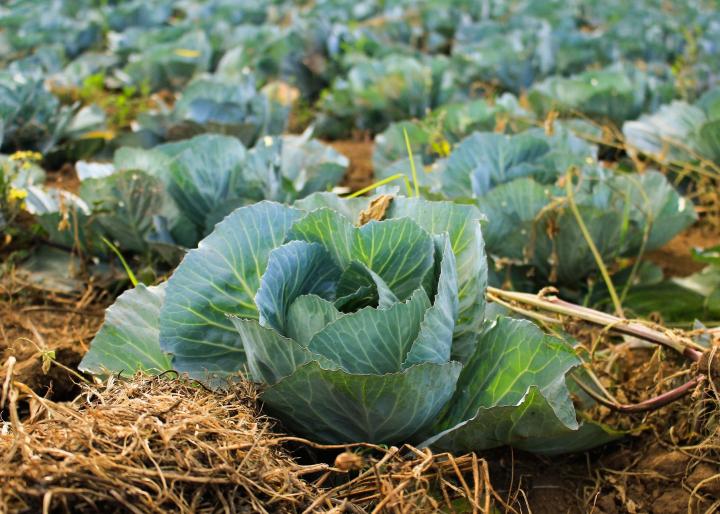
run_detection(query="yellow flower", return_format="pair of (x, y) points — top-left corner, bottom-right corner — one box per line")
(8, 188), (28, 209)
(9, 150), (42, 162)
(8, 188), (27, 201)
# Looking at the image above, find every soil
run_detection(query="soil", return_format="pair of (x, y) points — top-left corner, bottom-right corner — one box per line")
(0, 276), (106, 402)
(328, 139), (375, 192)
(44, 162), (80, 194)
(646, 225), (720, 277)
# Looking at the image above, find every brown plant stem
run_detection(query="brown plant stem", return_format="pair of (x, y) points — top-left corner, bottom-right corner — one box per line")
(486, 286), (704, 362)
(573, 374), (705, 414)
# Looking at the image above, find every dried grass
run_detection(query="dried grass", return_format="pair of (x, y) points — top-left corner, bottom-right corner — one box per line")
(0, 272), (106, 399)
(0, 368), (499, 514)
(0, 372), (327, 513)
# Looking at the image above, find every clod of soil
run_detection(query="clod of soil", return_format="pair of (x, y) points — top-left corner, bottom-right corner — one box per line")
(688, 464), (720, 497)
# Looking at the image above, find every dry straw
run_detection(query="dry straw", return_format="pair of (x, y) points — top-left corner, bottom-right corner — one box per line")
(0, 366), (497, 514)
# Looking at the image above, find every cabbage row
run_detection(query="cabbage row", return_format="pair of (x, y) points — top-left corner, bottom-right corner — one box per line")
(2, 0), (719, 149)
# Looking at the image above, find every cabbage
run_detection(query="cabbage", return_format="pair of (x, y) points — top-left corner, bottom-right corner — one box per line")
(81, 194), (620, 454)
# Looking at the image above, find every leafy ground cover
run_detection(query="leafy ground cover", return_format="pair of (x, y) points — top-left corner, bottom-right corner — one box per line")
(2, 0), (720, 512)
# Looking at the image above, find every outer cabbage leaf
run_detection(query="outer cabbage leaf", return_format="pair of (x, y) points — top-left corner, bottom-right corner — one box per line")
(440, 132), (552, 198)
(623, 87), (720, 165)
(79, 283), (171, 376)
(696, 120), (720, 163)
(614, 171), (697, 250)
(616, 280), (720, 323)
(623, 101), (707, 162)
(261, 361), (462, 444)
(229, 317), (316, 385)
(424, 317), (621, 455)
(159, 202), (302, 379)
(79, 169), (166, 253)
(164, 134), (248, 235)
(476, 177), (554, 262)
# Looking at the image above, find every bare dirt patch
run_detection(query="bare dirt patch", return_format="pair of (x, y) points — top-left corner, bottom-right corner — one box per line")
(329, 139), (375, 192)
(647, 225), (720, 277)
(0, 275), (106, 401)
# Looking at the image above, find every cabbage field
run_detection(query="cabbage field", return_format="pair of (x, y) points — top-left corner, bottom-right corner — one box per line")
(1, 0), (720, 512)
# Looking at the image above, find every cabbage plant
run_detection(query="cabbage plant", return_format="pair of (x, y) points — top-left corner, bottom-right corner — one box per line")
(444, 131), (695, 289)
(378, 128), (696, 291)
(81, 193), (620, 454)
(23, 133), (348, 259)
(623, 86), (720, 165)
(136, 75), (288, 147)
(0, 71), (74, 153)
(314, 54), (456, 138)
(528, 64), (675, 125)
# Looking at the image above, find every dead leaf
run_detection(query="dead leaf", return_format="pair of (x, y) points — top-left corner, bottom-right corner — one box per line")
(357, 194), (393, 226)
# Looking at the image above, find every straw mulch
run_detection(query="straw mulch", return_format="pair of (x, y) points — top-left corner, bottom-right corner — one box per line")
(1, 370), (328, 513)
(0, 367), (497, 514)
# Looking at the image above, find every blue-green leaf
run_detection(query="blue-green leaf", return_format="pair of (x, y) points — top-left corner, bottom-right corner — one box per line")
(425, 386), (623, 455)
(256, 241), (341, 334)
(308, 289), (431, 374)
(388, 197), (487, 362)
(476, 177), (554, 262)
(228, 317), (314, 385)
(439, 132), (551, 198)
(404, 235), (458, 366)
(80, 283), (171, 376)
(355, 219), (434, 301)
(290, 209), (435, 302)
(287, 208), (355, 268)
(79, 169), (166, 253)
(159, 202), (302, 379)
(261, 361), (462, 444)
(286, 295), (343, 347)
(426, 318), (621, 454)
(336, 261), (399, 309)
(165, 134), (247, 234)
